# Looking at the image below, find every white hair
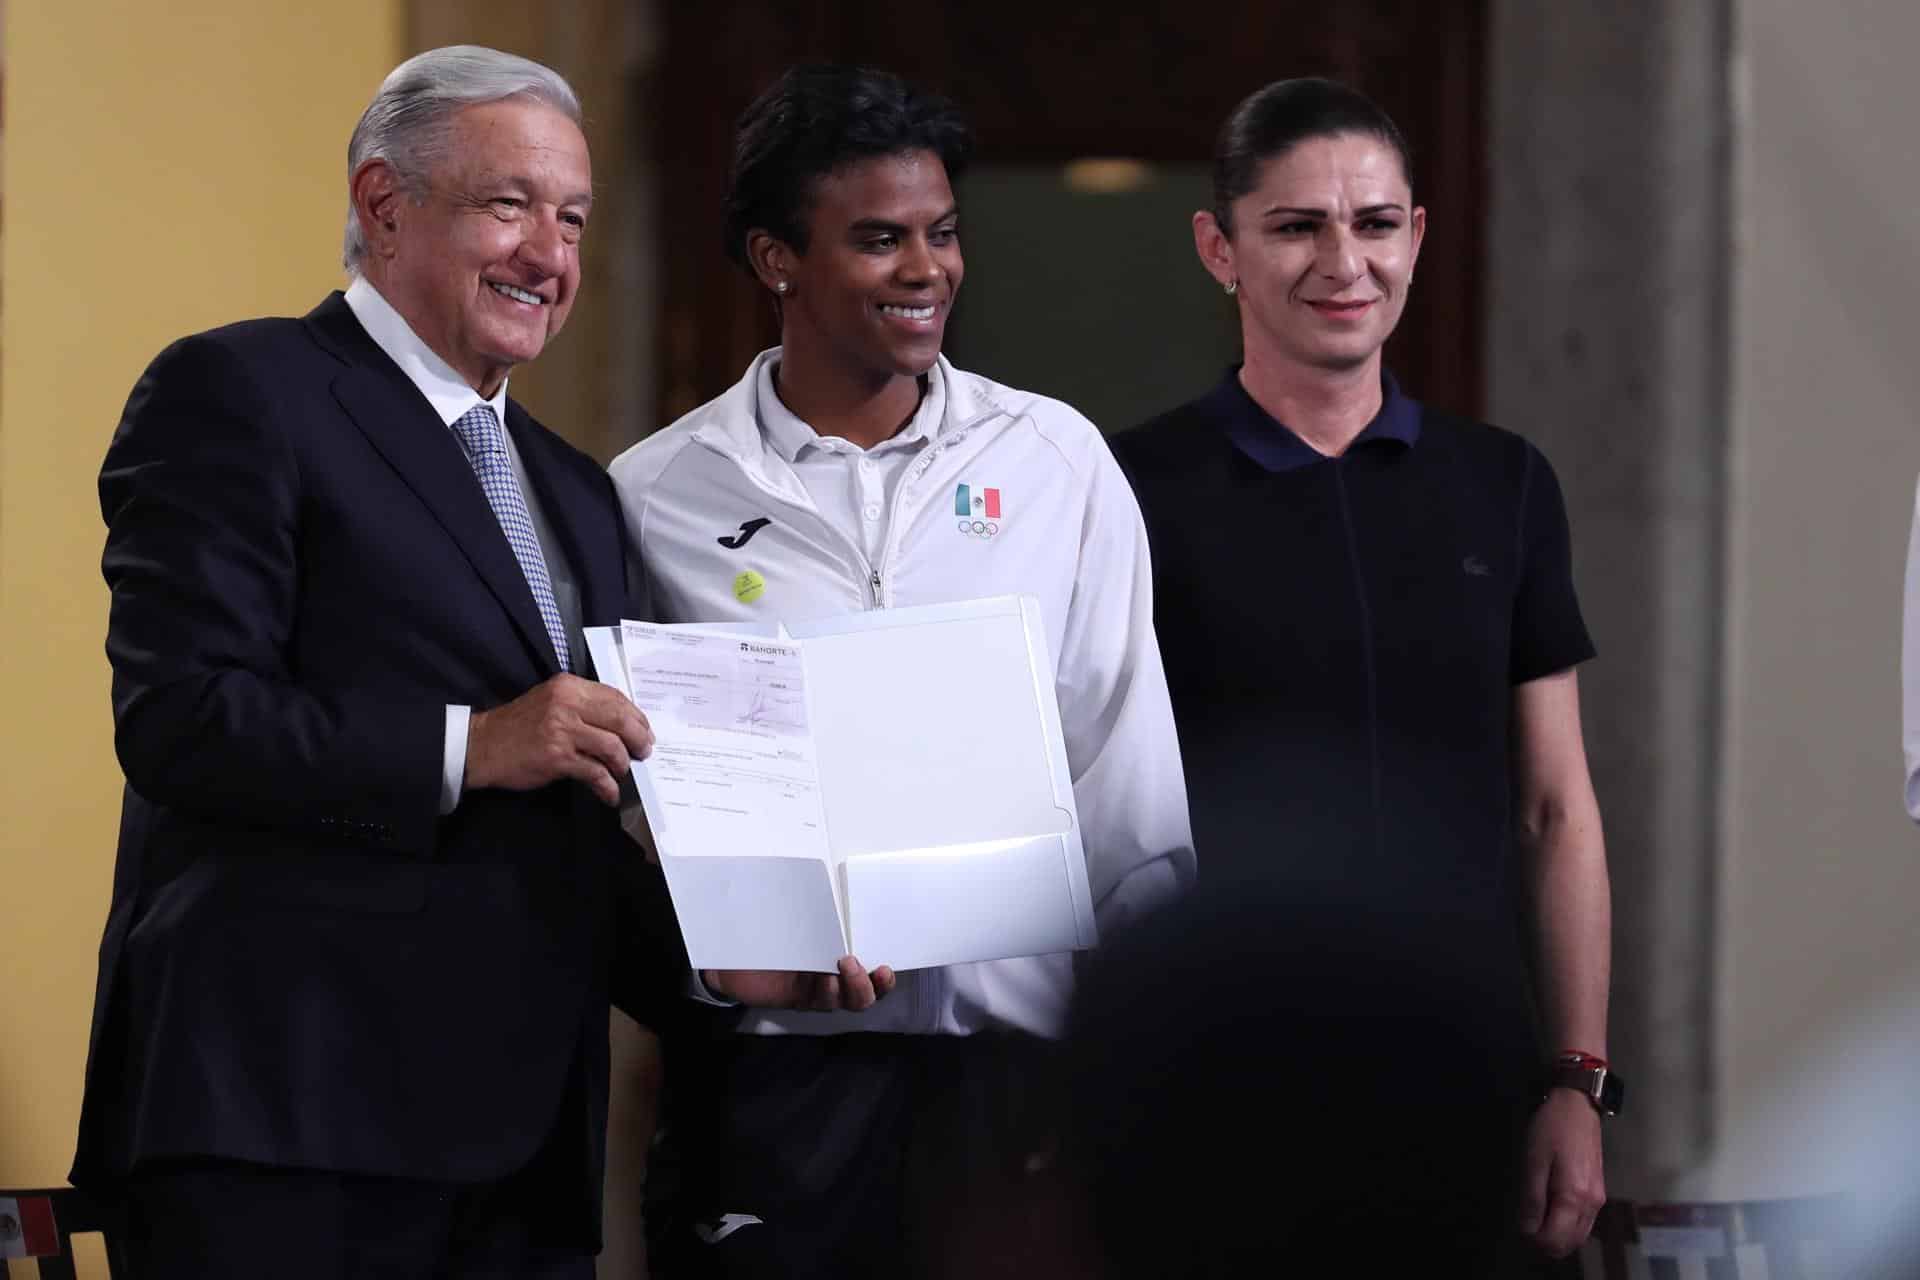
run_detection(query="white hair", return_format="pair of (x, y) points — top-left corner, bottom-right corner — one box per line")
(342, 45), (582, 272)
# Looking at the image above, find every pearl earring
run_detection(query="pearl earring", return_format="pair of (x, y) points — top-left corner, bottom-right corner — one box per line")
(1224, 280), (1239, 296)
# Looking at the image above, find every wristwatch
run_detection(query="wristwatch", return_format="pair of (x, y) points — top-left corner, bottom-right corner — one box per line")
(1546, 1051), (1625, 1118)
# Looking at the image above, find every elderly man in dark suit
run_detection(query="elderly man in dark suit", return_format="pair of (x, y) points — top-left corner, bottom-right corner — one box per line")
(71, 46), (681, 1278)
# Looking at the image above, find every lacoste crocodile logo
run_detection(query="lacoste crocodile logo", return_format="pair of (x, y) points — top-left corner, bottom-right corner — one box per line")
(717, 518), (772, 550)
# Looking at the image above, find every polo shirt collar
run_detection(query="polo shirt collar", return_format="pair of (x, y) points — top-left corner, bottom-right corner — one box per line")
(1210, 365), (1420, 473)
(755, 359), (947, 461)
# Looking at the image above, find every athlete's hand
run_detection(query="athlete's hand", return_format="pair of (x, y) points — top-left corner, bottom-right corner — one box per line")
(703, 956), (896, 1012)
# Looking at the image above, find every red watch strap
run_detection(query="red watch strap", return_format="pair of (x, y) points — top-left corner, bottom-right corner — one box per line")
(1554, 1050), (1609, 1071)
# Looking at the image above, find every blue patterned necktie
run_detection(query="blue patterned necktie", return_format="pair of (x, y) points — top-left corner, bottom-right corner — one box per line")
(448, 404), (571, 672)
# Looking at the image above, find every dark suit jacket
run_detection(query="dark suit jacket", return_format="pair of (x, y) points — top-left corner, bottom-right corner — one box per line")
(73, 293), (682, 1225)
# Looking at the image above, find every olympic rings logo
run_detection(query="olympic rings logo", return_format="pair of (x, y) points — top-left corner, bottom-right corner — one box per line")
(957, 519), (1000, 538)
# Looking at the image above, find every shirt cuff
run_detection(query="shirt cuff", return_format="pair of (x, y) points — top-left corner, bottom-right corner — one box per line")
(442, 704), (470, 815)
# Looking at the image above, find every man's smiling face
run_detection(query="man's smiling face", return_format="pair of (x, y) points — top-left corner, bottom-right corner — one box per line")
(369, 96), (591, 396)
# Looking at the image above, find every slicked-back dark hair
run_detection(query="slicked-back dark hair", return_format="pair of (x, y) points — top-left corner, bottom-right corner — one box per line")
(722, 64), (973, 275)
(1211, 78), (1412, 236)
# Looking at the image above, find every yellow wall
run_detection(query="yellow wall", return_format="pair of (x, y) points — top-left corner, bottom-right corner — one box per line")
(0, 1), (404, 1209)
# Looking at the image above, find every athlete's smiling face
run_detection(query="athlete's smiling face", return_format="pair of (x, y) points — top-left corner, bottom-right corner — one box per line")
(1198, 131), (1424, 375)
(357, 97), (592, 397)
(775, 149), (963, 386)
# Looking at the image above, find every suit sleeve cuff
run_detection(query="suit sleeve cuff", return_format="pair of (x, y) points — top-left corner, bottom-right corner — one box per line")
(442, 704), (470, 815)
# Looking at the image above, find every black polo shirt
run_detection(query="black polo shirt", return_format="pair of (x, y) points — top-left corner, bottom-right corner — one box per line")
(1116, 369), (1593, 1040)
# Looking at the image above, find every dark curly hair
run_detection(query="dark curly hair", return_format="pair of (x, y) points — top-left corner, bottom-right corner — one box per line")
(722, 64), (974, 274)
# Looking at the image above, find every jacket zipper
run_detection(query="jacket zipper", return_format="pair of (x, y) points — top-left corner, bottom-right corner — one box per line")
(865, 415), (990, 613)
(703, 448), (888, 610)
(703, 412), (991, 616)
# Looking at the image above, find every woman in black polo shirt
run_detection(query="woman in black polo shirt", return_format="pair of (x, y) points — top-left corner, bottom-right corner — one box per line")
(1111, 78), (1614, 1267)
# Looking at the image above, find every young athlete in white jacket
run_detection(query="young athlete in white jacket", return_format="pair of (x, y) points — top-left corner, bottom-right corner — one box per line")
(608, 64), (1194, 1277)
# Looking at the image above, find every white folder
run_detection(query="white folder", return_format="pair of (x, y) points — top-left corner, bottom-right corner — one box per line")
(585, 595), (1097, 973)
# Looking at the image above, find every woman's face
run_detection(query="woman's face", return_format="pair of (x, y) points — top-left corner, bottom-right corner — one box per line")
(1198, 131), (1424, 376)
(774, 148), (963, 385)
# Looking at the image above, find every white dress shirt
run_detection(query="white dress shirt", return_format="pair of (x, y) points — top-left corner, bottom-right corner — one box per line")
(342, 276), (578, 814)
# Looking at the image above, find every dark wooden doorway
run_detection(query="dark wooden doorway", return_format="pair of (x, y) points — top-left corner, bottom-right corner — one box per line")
(651, 1), (1487, 425)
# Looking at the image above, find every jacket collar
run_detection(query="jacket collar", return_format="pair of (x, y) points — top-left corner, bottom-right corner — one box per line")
(755, 356), (948, 463)
(304, 291), (568, 676)
(684, 348), (1008, 470)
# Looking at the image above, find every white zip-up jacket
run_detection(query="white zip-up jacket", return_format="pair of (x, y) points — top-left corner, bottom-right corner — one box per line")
(610, 350), (1194, 1038)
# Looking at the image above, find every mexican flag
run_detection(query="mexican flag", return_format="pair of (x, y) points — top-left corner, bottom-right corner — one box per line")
(954, 483), (1001, 520)
(0, 1195), (59, 1259)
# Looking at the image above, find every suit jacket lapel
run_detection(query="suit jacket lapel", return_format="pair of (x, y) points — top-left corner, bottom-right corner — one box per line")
(304, 293), (561, 677)
(506, 401), (626, 628)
